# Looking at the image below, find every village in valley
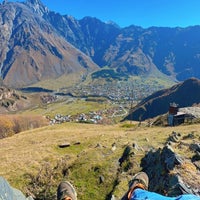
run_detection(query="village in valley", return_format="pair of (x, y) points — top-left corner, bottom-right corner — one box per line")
(42, 79), (164, 125)
(71, 80), (165, 103)
(40, 78), (165, 125)
(43, 78), (200, 126)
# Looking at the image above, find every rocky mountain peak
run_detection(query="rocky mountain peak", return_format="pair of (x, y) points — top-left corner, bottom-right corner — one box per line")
(24, 0), (48, 16)
(2, 0), (8, 4)
(26, 0), (40, 4)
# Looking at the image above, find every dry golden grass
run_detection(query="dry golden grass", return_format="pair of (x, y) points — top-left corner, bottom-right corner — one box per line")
(0, 122), (200, 198)
(175, 161), (200, 188)
(30, 73), (83, 90)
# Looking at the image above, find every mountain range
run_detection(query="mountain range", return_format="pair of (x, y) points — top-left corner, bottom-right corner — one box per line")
(1, 0), (200, 88)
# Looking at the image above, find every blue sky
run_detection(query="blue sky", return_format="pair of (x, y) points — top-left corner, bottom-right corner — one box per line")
(10, 0), (200, 28)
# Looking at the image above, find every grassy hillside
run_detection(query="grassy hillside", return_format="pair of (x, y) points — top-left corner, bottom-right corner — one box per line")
(84, 67), (174, 88)
(21, 98), (112, 118)
(0, 122), (199, 199)
(30, 73), (84, 90)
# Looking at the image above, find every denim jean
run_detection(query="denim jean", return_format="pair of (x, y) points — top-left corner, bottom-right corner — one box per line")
(0, 177), (33, 200)
(131, 189), (200, 200)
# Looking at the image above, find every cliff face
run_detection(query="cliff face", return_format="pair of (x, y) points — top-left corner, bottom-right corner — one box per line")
(0, 1), (99, 87)
(0, 86), (31, 112)
(46, 13), (200, 81)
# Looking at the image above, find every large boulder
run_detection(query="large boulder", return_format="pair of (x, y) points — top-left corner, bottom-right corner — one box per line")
(141, 145), (200, 196)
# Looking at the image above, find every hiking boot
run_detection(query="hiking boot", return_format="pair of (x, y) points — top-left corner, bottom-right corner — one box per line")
(127, 172), (149, 199)
(57, 181), (77, 200)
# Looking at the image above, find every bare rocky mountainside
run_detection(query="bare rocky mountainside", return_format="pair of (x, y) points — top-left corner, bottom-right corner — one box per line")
(45, 12), (200, 81)
(0, 0), (200, 87)
(0, 0), (98, 87)
(0, 86), (31, 112)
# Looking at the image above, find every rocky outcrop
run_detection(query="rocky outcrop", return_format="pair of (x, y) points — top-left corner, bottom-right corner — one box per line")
(141, 146), (185, 196)
(111, 131), (200, 199)
(24, 0), (49, 16)
(0, 1), (99, 87)
(0, 87), (31, 112)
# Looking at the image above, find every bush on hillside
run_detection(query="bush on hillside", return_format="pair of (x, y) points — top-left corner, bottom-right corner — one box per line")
(0, 117), (15, 138)
(25, 156), (70, 200)
(0, 115), (48, 139)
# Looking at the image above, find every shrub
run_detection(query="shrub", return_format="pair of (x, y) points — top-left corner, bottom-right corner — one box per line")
(25, 156), (70, 200)
(121, 123), (136, 128)
(0, 115), (48, 139)
(0, 117), (15, 138)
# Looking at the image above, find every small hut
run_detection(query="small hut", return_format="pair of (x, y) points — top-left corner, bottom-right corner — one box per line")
(168, 103), (186, 126)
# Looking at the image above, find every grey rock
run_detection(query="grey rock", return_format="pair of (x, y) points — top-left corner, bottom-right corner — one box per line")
(193, 161), (200, 170)
(177, 175), (200, 196)
(192, 152), (200, 162)
(95, 143), (102, 148)
(111, 194), (120, 200)
(112, 143), (117, 151)
(183, 132), (195, 140)
(167, 131), (181, 143)
(119, 146), (131, 166)
(163, 145), (183, 171)
(74, 141), (81, 145)
(58, 142), (71, 148)
(132, 142), (139, 150)
(190, 143), (200, 152)
(99, 175), (105, 184)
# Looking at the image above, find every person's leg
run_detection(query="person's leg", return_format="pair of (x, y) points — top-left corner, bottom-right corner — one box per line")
(175, 194), (200, 200)
(131, 189), (176, 200)
(127, 172), (173, 200)
(57, 181), (77, 200)
(131, 189), (200, 200)
(0, 176), (31, 200)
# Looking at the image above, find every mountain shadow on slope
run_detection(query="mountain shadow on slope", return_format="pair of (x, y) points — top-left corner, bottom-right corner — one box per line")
(0, 1), (99, 88)
(125, 78), (200, 121)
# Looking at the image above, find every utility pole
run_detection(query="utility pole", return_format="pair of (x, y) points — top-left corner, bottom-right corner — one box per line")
(129, 83), (134, 124)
